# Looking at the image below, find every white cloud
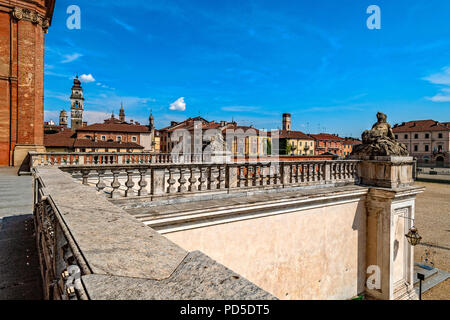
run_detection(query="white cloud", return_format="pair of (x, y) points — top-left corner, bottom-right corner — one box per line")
(62, 53), (83, 63)
(423, 67), (450, 103)
(79, 74), (96, 83)
(426, 94), (450, 102)
(83, 111), (113, 124)
(169, 97), (186, 111)
(112, 18), (135, 32)
(221, 106), (259, 112)
(423, 67), (450, 85)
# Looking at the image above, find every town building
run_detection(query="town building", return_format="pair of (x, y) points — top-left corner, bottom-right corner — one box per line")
(0, 0), (55, 166)
(310, 133), (345, 157)
(393, 120), (450, 166)
(44, 129), (145, 153)
(272, 114), (315, 156)
(343, 138), (362, 157)
(158, 117), (269, 157)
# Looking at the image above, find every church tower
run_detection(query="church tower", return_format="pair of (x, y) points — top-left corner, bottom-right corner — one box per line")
(119, 103), (125, 122)
(149, 110), (155, 131)
(70, 76), (84, 130)
(59, 110), (68, 127)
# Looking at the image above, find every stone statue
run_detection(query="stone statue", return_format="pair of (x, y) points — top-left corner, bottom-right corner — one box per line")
(351, 112), (409, 157)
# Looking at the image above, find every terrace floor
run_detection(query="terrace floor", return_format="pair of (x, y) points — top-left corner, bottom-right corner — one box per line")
(0, 167), (42, 300)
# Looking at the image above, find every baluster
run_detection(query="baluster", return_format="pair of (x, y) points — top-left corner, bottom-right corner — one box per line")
(295, 164), (300, 183)
(81, 169), (90, 185)
(167, 168), (177, 193)
(110, 169), (122, 198)
(198, 166), (207, 191)
(188, 166), (197, 192)
(238, 165), (246, 187)
(252, 165), (258, 186)
(260, 164), (267, 186)
(178, 167), (187, 192)
(125, 169), (135, 197)
(96, 169), (106, 192)
(208, 166), (218, 190)
(218, 165), (226, 189)
(246, 165), (252, 187)
(138, 168), (148, 196)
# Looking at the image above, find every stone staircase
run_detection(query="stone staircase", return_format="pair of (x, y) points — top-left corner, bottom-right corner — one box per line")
(413, 263), (450, 296)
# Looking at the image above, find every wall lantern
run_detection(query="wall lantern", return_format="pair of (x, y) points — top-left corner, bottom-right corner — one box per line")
(405, 226), (422, 247)
(399, 215), (422, 247)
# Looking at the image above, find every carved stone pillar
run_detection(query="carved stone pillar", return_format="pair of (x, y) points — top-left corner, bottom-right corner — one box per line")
(359, 157), (424, 300)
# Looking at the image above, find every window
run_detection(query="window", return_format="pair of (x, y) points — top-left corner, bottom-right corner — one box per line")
(414, 145), (418, 152)
(404, 134), (408, 139)
(425, 145), (429, 152)
(117, 136), (122, 142)
(101, 136), (106, 141)
(425, 133), (430, 139)
(132, 136), (137, 142)
(414, 134), (418, 139)
(395, 135), (398, 139)
(438, 133), (443, 139)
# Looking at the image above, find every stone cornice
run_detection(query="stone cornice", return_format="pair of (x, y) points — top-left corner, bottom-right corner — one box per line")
(11, 6), (50, 33)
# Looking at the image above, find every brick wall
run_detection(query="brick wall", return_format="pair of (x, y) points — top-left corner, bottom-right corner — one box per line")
(0, 1), (54, 166)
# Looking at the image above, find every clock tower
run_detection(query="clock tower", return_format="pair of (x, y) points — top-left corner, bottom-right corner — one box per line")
(70, 75), (84, 130)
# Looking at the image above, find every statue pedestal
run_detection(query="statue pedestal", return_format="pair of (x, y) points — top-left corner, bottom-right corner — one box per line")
(353, 156), (423, 300)
(351, 156), (415, 189)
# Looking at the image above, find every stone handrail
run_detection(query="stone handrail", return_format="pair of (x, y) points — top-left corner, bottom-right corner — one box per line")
(33, 167), (276, 300)
(28, 151), (207, 168)
(59, 160), (360, 200)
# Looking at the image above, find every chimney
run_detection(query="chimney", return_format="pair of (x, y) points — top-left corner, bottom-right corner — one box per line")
(171, 121), (178, 126)
(130, 119), (134, 124)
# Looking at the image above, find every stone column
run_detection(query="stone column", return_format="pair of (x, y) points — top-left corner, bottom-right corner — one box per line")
(357, 156), (424, 300)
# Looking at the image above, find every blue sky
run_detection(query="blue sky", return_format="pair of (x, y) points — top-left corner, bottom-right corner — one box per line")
(44, 0), (450, 137)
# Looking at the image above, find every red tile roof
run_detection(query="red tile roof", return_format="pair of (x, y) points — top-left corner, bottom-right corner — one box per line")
(275, 130), (314, 140)
(73, 140), (144, 149)
(44, 130), (76, 147)
(44, 131), (143, 149)
(392, 120), (450, 133)
(309, 133), (344, 141)
(77, 122), (150, 133)
(343, 139), (362, 145)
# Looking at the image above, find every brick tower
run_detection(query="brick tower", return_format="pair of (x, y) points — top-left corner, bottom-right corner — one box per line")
(282, 113), (291, 131)
(0, 0), (55, 166)
(70, 76), (84, 130)
(119, 103), (125, 122)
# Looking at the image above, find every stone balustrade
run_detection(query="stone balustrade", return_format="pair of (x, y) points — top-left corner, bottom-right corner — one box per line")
(33, 167), (276, 300)
(59, 160), (360, 200)
(28, 152), (207, 168)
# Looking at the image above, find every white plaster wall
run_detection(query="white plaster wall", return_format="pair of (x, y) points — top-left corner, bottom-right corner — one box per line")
(166, 200), (367, 300)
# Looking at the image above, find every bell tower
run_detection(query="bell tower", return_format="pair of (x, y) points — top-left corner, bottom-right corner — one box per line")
(70, 76), (84, 130)
(59, 110), (68, 127)
(282, 113), (291, 131)
(119, 102), (125, 122)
